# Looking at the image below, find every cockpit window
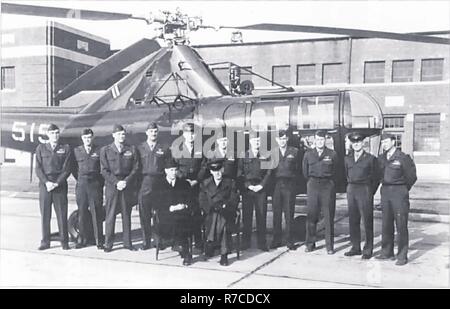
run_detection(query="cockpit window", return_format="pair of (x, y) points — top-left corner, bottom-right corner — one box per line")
(297, 95), (338, 129)
(343, 91), (383, 129)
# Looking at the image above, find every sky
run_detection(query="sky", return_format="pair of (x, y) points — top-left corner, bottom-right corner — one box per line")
(2, 0), (450, 49)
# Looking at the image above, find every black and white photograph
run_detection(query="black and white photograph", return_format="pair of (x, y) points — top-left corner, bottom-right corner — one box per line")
(0, 0), (449, 290)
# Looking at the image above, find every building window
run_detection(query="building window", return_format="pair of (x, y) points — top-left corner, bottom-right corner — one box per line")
(272, 65), (291, 85)
(384, 115), (405, 151)
(296, 64), (315, 85)
(240, 66), (253, 82)
(322, 63), (345, 84)
(364, 61), (385, 83)
(414, 114), (440, 152)
(384, 116), (405, 129)
(392, 60), (414, 83)
(1, 66), (15, 90)
(421, 58), (444, 81)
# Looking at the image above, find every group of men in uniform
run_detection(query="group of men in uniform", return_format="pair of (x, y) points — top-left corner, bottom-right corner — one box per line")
(35, 122), (417, 267)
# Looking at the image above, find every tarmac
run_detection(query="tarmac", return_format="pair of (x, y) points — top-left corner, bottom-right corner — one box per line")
(0, 165), (449, 288)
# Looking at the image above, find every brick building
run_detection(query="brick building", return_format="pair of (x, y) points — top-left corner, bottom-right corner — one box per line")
(195, 33), (450, 179)
(1, 21), (112, 107)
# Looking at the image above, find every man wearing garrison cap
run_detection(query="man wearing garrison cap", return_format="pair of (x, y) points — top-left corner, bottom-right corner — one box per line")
(171, 121), (206, 250)
(237, 130), (272, 251)
(302, 130), (338, 254)
(100, 124), (140, 252)
(35, 124), (72, 250)
(271, 130), (302, 250)
(72, 128), (105, 250)
(376, 132), (417, 266)
(343, 132), (380, 260)
(136, 122), (169, 250)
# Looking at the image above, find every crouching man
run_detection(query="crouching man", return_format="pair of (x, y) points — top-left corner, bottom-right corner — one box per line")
(199, 159), (240, 266)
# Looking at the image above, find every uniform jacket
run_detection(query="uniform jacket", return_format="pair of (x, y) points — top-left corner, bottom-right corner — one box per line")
(237, 150), (272, 189)
(199, 177), (239, 222)
(302, 147), (338, 180)
(171, 143), (205, 181)
(137, 141), (168, 177)
(72, 145), (102, 181)
(35, 143), (72, 185)
(344, 150), (380, 194)
(204, 149), (237, 179)
(273, 146), (301, 179)
(100, 143), (139, 186)
(378, 149), (417, 190)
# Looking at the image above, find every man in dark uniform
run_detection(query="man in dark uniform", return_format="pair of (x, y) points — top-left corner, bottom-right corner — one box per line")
(137, 122), (168, 250)
(237, 131), (272, 251)
(376, 133), (417, 266)
(72, 128), (104, 249)
(199, 159), (240, 266)
(171, 122), (205, 249)
(204, 129), (237, 180)
(35, 124), (72, 250)
(302, 130), (338, 254)
(100, 124), (139, 252)
(344, 132), (379, 259)
(271, 130), (301, 250)
(152, 157), (194, 266)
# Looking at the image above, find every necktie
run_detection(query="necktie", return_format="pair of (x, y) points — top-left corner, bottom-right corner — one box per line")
(150, 144), (155, 151)
(51, 144), (56, 151)
(86, 146), (91, 154)
(117, 145), (122, 153)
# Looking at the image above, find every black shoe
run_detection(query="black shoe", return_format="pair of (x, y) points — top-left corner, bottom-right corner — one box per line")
(219, 254), (229, 266)
(395, 259), (408, 266)
(124, 246), (137, 251)
(305, 244), (315, 252)
(362, 254), (372, 260)
(62, 243), (70, 250)
(75, 243), (85, 249)
(287, 243), (297, 251)
(270, 241), (282, 250)
(38, 244), (50, 251)
(104, 247), (112, 253)
(344, 249), (362, 257)
(327, 249), (335, 255)
(97, 244), (105, 250)
(376, 254), (395, 260)
(183, 254), (193, 266)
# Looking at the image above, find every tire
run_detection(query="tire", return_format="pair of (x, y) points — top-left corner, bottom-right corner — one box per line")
(68, 210), (80, 242)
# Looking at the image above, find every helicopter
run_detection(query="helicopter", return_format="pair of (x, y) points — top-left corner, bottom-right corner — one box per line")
(2, 1), (448, 196)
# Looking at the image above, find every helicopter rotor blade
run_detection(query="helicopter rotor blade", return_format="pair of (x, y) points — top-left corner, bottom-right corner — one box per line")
(55, 38), (161, 101)
(1, 2), (147, 21)
(224, 23), (450, 45)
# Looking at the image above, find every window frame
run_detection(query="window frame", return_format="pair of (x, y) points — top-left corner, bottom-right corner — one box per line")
(322, 63), (345, 85)
(272, 65), (291, 86)
(364, 60), (385, 84)
(420, 58), (444, 82)
(296, 64), (316, 85)
(413, 113), (441, 155)
(1, 66), (16, 91)
(391, 59), (414, 83)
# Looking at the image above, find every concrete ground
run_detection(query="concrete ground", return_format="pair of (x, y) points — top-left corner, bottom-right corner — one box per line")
(0, 165), (449, 288)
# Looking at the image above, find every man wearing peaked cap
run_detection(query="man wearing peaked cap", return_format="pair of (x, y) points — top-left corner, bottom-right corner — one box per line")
(199, 158), (239, 266)
(344, 132), (380, 260)
(100, 123), (139, 252)
(137, 122), (169, 250)
(152, 155), (194, 266)
(35, 123), (72, 250)
(302, 129), (338, 254)
(376, 132), (417, 266)
(72, 128), (105, 250)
